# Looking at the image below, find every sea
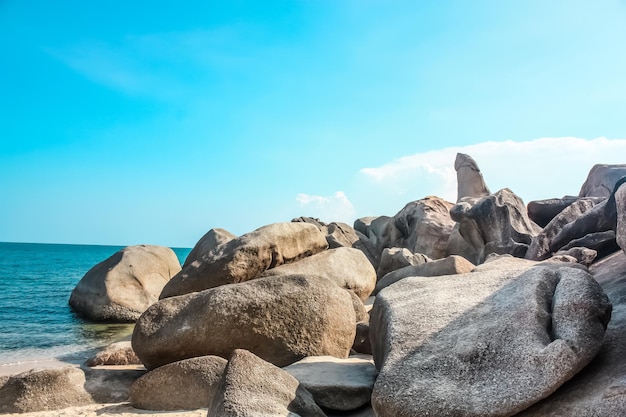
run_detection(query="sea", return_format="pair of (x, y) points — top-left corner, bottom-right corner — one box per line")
(0, 242), (190, 367)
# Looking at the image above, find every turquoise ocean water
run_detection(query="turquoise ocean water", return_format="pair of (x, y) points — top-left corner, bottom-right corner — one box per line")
(0, 242), (190, 365)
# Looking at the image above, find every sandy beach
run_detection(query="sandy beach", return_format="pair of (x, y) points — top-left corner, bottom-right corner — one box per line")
(1, 403), (207, 417)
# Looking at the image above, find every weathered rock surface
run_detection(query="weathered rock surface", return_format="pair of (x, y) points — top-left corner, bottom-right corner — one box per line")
(376, 247), (429, 280)
(0, 366), (143, 413)
(374, 254), (475, 295)
(455, 152), (490, 202)
(259, 247), (376, 301)
(527, 196), (580, 228)
(579, 163), (626, 198)
(130, 355), (227, 410)
(208, 349), (326, 417)
(614, 181), (626, 255)
(387, 196), (456, 260)
(324, 222), (380, 269)
(0, 367), (93, 413)
(134, 274), (356, 370)
(352, 321), (372, 355)
(85, 340), (142, 367)
(526, 198), (606, 261)
(370, 257), (611, 417)
(182, 228), (236, 268)
(518, 251), (626, 416)
(448, 188), (541, 264)
(283, 355), (378, 411)
(69, 245), (181, 322)
(554, 247), (597, 266)
(160, 222), (328, 298)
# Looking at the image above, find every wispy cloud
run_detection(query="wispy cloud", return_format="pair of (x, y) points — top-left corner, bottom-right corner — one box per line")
(360, 137), (626, 204)
(296, 191), (356, 224)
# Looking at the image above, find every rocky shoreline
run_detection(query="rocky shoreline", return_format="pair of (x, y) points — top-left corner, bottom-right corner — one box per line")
(2, 153), (626, 416)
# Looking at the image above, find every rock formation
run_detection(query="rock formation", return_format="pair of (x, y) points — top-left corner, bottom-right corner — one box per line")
(160, 222), (328, 298)
(69, 245), (181, 322)
(182, 227), (236, 268)
(455, 152), (490, 202)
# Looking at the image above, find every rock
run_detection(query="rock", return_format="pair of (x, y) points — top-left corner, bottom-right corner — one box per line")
(352, 321), (372, 355)
(387, 196), (456, 260)
(283, 355), (378, 411)
(370, 257), (611, 417)
(160, 222), (328, 298)
(517, 250), (626, 416)
(208, 349), (326, 417)
(554, 247), (597, 266)
(0, 366), (144, 413)
(325, 222), (380, 269)
(292, 216), (327, 229)
(347, 291), (369, 323)
(259, 247), (376, 301)
(455, 152), (490, 202)
(448, 188), (541, 264)
(526, 198), (606, 261)
(614, 181), (626, 255)
(356, 216), (392, 251)
(130, 355), (226, 410)
(354, 217), (378, 236)
(85, 340), (142, 367)
(527, 196), (581, 228)
(0, 367), (93, 413)
(133, 274), (356, 370)
(182, 228), (236, 268)
(376, 247), (429, 280)
(374, 255), (475, 295)
(559, 230), (620, 259)
(69, 245), (181, 322)
(579, 163), (626, 198)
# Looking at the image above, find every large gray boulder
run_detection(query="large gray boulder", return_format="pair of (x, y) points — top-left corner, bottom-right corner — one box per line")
(284, 355), (378, 411)
(374, 255), (475, 295)
(387, 196), (456, 260)
(0, 366), (143, 413)
(69, 245), (181, 322)
(208, 349), (326, 417)
(370, 257), (611, 417)
(614, 181), (626, 254)
(182, 228), (236, 268)
(259, 247), (376, 301)
(455, 152), (490, 202)
(579, 163), (626, 198)
(527, 196), (580, 228)
(517, 250), (626, 416)
(448, 188), (541, 264)
(160, 222), (328, 298)
(133, 274), (356, 369)
(376, 247), (430, 280)
(130, 356), (227, 410)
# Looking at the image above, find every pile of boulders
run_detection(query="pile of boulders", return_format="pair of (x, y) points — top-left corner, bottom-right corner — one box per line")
(3, 155), (626, 416)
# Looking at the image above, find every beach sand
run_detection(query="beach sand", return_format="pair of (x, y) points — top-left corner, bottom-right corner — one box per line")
(1, 403), (207, 417)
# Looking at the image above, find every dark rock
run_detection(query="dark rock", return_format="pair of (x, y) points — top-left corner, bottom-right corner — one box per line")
(579, 163), (626, 198)
(527, 196), (581, 228)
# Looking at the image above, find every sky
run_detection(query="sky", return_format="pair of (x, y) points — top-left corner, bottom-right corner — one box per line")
(2, 0), (626, 248)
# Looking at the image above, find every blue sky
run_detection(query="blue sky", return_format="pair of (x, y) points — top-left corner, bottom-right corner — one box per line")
(2, 0), (626, 247)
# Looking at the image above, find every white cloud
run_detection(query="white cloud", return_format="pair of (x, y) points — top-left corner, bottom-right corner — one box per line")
(296, 191), (357, 224)
(360, 137), (626, 205)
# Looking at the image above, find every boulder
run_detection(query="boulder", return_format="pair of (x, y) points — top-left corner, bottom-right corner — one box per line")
(354, 217), (378, 236)
(69, 245), (181, 322)
(0, 367), (93, 413)
(579, 163), (626, 198)
(208, 349), (325, 417)
(182, 228), (236, 268)
(374, 255), (475, 295)
(448, 188), (541, 264)
(85, 340), (142, 367)
(356, 216), (392, 251)
(0, 366), (143, 413)
(283, 355), (378, 411)
(614, 181), (626, 255)
(387, 196), (456, 260)
(559, 230), (620, 259)
(517, 250), (626, 416)
(324, 222), (380, 269)
(376, 247), (429, 280)
(160, 222), (328, 298)
(352, 321), (372, 355)
(527, 196), (580, 228)
(133, 274), (356, 369)
(554, 247), (597, 266)
(455, 152), (490, 202)
(130, 356), (227, 410)
(370, 257), (611, 417)
(259, 247), (376, 301)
